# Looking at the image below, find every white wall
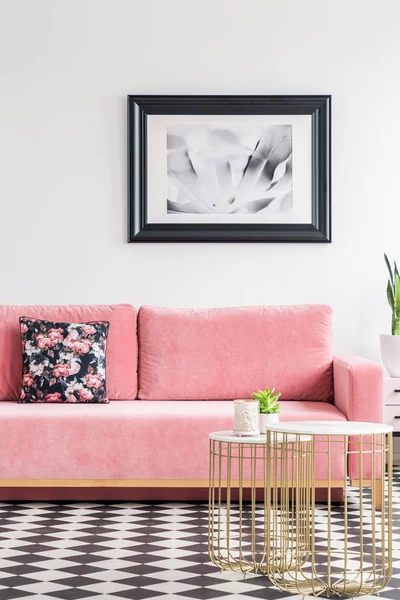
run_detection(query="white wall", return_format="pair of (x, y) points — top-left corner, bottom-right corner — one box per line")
(0, 0), (399, 361)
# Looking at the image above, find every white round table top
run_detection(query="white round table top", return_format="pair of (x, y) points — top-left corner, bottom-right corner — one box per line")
(209, 430), (311, 444)
(209, 421), (392, 443)
(268, 420), (393, 436)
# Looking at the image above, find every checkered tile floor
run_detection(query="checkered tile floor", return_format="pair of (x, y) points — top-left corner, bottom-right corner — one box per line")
(0, 476), (400, 600)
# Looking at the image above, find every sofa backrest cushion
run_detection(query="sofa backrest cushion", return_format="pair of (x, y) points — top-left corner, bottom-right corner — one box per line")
(138, 305), (333, 401)
(0, 304), (137, 401)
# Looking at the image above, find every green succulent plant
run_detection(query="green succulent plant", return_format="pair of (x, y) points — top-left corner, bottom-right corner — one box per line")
(252, 387), (281, 414)
(384, 253), (400, 335)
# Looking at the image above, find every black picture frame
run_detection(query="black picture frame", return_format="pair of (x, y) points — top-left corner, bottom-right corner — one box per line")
(128, 95), (331, 243)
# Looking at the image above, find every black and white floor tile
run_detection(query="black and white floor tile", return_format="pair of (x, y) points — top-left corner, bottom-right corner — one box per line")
(0, 476), (400, 600)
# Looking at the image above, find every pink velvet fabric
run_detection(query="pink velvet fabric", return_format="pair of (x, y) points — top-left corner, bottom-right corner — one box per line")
(0, 304), (137, 401)
(333, 355), (384, 479)
(0, 400), (346, 480)
(138, 305), (334, 401)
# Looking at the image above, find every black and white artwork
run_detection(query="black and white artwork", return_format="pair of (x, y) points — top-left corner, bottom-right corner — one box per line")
(128, 95), (331, 242)
(167, 125), (292, 216)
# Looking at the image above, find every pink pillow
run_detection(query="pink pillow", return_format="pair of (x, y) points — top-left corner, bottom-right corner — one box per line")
(138, 305), (333, 401)
(0, 304), (137, 401)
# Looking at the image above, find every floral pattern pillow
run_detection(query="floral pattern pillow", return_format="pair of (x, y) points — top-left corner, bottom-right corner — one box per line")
(19, 317), (110, 403)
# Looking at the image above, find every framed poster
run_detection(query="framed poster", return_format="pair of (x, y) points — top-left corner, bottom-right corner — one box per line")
(128, 95), (331, 242)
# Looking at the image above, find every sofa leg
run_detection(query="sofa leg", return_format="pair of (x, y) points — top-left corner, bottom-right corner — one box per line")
(373, 479), (383, 511)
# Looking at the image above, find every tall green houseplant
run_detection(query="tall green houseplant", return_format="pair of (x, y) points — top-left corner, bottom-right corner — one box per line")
(384, 253), (400, 335)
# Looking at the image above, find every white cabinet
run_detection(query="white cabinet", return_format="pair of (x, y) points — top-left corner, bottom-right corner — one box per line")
(384, 377), (400, 462)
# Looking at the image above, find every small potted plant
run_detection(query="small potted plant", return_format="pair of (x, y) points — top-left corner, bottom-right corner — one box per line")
(381, 253), (400, 376)
(252, 387), (281, 434)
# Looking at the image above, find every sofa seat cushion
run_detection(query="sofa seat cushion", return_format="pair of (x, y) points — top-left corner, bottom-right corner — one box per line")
(0, 400), (346, 481)
(138, 305), (333, 401)
(0, 304), (137, 401)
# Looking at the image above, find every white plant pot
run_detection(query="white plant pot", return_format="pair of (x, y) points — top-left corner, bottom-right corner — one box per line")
(380, 334), (400, 377)
(260, 413), (279, 434)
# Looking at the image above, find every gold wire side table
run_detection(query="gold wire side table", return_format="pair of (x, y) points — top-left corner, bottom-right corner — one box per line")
(266, 421), (393, 597)
(208, 430), (312, 575)
(208, 423), (393, 598)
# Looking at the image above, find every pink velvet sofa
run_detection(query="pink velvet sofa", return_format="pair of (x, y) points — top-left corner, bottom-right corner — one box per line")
(0, 303), (383, 500)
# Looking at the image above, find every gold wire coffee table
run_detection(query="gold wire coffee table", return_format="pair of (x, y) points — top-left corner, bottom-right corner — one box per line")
(208, 422), (393, 598)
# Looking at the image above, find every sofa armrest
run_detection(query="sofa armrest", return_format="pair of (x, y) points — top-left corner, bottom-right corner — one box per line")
(334, 355), (384, 485)
(333, 355), (383, 423)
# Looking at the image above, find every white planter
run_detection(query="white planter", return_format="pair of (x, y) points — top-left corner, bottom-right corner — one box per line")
(260, 413), (279, 434)
(380, 334), (400, 377)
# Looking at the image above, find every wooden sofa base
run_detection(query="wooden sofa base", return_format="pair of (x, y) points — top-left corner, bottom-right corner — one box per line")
(0, 479), (382, 508)
(0, 478), (378, 488)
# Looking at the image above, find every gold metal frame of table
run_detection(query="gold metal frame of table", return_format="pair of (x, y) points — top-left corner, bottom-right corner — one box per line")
(208, 423), (393, 598)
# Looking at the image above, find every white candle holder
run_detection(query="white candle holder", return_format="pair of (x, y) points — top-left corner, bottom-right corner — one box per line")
(233, 399), (260, 436)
